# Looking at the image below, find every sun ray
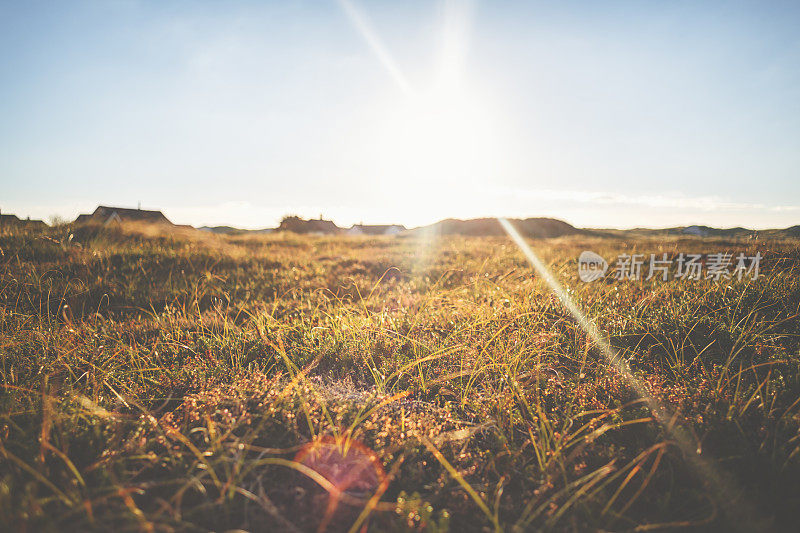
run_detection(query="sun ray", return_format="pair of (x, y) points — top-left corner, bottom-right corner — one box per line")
(337, 0), (413, 95)
(498, 217), (761, 531)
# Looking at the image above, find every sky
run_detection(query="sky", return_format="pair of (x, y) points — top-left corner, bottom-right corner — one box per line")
(1, 0), (799, 229)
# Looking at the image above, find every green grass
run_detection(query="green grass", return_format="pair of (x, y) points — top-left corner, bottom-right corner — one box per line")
(1, 222), (799, 531)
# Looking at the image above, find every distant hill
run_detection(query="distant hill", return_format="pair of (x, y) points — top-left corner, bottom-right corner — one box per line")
(781, 225), (800, 237)
(605, 225), (753, 238)
(412, 217), (581, 238)
(594, 225), (800, 239)
(61, 207), (800, 240)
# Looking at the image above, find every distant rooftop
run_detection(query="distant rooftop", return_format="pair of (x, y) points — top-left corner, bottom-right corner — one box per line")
(74, 205), (173, 225)
(0, 210), (46, 227)
(348, 224), (405, 235)
(277, 216), (341, 234)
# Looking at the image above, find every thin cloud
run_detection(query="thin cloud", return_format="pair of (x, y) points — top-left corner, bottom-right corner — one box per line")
(485, 186), (800, 212)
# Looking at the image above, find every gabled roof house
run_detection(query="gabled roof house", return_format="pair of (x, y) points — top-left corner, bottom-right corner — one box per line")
(347, 224), (405, 236)
(74, 206), (173, 226)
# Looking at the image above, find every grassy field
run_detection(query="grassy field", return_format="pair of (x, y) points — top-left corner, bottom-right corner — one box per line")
(1, 222), (799, 532)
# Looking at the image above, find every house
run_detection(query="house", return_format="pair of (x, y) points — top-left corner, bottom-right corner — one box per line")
(199, 226), (273, 235)
(0, 210), (47, 229)
(347, 224), (405, 236)
(74, 206), (173, 226)
(0, 213), (21, 226)
(277, 215), (342, 234)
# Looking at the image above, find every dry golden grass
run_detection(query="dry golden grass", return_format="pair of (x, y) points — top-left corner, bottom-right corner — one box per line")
(1, 222), (799, 531)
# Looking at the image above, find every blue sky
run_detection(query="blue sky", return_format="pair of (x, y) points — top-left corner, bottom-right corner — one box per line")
(1, 0), (799, 229)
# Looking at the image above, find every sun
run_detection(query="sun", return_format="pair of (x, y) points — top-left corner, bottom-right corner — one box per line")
(386, 84), (499, 178)
(366, 81), (504, 225)
(340, 0), (506, 226)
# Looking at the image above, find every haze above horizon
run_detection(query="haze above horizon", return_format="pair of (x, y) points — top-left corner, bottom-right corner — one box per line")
(2, 0), (799, 230)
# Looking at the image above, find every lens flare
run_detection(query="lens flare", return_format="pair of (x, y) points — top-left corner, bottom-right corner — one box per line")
(337, 0), (761, 525)
(498, 217), (760, 530)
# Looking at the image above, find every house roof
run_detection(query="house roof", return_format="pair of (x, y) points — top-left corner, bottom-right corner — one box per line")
(278, 216), (341, 234)
(0, 213), (46, 227)
(74, 206), (173, 225)
(350, 224), (405, 235)
(93, 206), (172, 224)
